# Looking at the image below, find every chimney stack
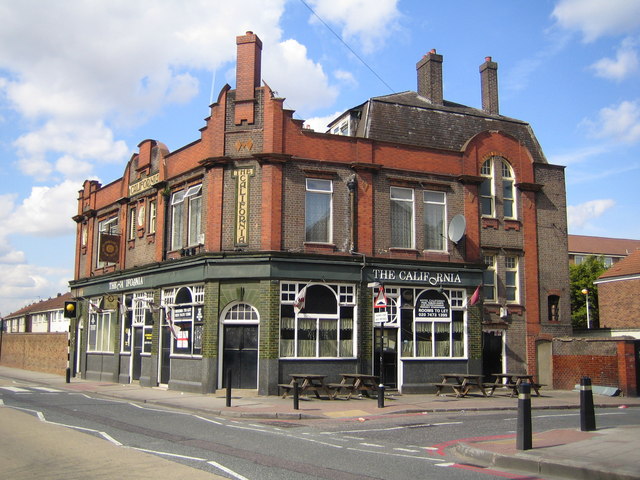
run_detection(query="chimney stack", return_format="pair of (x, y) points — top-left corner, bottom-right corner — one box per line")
(480, 56), (499, 115)
(234, 31), (262, 125)
(416, 49), (443, 105)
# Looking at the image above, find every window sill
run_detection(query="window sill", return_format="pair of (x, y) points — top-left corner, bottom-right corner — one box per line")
(389, 248), (420, 258)
(504, 219), (521, 231)
(482, 217), (500, 229)
(303, 242), (337, 253)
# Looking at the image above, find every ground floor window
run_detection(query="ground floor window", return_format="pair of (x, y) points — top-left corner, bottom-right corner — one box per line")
(378, 287), (466, 359)
(88, 299), (115, 352)
(280, 282), (356, 358)
(162, 285), (204, 356)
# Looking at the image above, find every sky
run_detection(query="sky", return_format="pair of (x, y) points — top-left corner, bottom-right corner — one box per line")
(1, 0), (639, 316)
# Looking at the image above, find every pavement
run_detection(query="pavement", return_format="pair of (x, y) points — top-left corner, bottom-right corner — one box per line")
(1, 365), (639, 480)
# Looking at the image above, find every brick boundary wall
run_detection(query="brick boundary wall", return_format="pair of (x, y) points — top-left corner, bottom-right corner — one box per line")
(0, 333), (68, 376)
(552, 337), (638, 397)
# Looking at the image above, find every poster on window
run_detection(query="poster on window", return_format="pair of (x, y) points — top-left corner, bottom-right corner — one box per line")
(176, 329), (189, 349)
(415, 289), (451, 321)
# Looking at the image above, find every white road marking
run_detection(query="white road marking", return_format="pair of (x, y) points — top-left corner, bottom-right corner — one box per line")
(1, 386), (30, 393)
(31, 387), (63, 393)
(131, 447), (206, 462)
(207, 460), (251, 480)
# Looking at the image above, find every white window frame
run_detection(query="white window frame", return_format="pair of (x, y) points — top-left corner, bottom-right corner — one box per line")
(505, 256), (519, 303)
(279, 282), (356, 359)
(187, 185), (203, 246)
(390, 186), (415, 249)
(501, 160), (516, 219)
(305, 178), (333, 243)
(480, 160), (494, 217)
(483, 255), (497, 302)
(423, 190), (447, 251)
(128, 206), (137, 240)
(170, 190), (186, 251)
(148, 199), (157, 234)
(87, 299), (115, 353)
(391, 287), (466, 359)
(161, 284), (204, 357)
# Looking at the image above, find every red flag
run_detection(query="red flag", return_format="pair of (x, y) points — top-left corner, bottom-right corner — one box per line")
(469, 285), (481, 306)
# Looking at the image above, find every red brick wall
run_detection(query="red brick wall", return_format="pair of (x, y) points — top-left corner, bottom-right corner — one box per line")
(552, 338), (638, 396)
(0, 333), (67, 376)
(598, 278), (640, 329)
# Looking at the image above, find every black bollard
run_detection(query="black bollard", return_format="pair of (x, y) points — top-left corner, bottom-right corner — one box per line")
(378, 384), (385, 408)
(516, 382), (532, 450)
(292, 380), (299, 410)
(226, 368), (232, 407)
(580, 376), (596, 431)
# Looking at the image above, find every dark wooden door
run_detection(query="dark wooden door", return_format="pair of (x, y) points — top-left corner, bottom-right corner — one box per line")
(223, 325), (258, 389)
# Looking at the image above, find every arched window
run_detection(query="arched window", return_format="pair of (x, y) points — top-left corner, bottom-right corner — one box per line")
(480, 157), (517, 219)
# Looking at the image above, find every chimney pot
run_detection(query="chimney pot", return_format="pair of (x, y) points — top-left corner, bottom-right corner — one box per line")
(416, 49), (443, 105)
(480, 56), (499, 115)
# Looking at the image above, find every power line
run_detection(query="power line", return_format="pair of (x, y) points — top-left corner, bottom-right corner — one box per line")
(298, 0), (395, 94)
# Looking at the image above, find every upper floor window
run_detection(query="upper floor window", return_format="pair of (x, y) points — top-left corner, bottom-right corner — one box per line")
(480, 157), (517, 219)
(390, 186), (414, 248)
(187, 185), (203, 246)
(171, 184), (202, 251)
(505, 256), (519, 303)
(128, 206), (137, 240)
(96, 215), (118, 268)
(483, 255), (497, 302)
(148, 200), (157, 234)
(423, 190), (446, 251)
(305, 178), (332, 243)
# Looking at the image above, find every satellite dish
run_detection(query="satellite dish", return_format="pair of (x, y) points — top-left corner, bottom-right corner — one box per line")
(448, 214), (466, 244)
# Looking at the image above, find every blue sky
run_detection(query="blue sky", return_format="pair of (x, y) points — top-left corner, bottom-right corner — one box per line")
(1, 0), (639, 315)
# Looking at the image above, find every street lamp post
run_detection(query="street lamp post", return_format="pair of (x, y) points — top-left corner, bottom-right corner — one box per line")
(581, 288), (591, 329)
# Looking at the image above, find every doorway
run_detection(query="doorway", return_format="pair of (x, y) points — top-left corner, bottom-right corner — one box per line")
(132, 327), (143, 381)
(482, 330), (504, 383)
(220, 303), (260, 390)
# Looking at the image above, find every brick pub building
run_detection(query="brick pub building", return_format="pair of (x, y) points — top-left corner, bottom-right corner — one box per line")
(69, 32), (571, 394)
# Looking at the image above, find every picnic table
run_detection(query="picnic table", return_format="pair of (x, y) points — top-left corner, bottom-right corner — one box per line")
(487, 373), (544, 397)
(278, 374), (334, 399)
(431, 373), (487, 397)
(329, 373), (379, 399)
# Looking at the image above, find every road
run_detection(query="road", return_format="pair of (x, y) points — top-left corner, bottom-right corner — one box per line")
(1, 381), (638, 480)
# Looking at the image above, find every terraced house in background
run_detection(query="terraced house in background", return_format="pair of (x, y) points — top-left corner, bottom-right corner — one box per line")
(68, 32), (571, 394)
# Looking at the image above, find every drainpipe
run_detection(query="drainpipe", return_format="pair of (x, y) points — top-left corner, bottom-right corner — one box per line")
(347, 174), (358, 252)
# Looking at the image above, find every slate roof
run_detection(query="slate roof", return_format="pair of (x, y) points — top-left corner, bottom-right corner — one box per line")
(568, 235), (640, 256)
(4, 292), (73, 319)
(597, 248), (640, 280)
(347, 91), (548, 164)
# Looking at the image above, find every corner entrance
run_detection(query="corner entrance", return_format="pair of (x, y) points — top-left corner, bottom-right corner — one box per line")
(220, 303), (259, 389)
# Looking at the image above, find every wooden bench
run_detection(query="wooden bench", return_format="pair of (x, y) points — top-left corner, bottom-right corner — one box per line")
(428, 382), (466, 397)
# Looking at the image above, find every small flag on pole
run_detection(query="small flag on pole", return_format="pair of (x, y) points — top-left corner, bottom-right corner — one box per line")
(469, 285), (481, 306)
(165, 308), (178, 339)
(293, 284), (308, 314)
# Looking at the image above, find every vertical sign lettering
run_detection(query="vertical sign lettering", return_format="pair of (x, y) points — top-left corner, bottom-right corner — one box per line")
(232, 167), (254, 246)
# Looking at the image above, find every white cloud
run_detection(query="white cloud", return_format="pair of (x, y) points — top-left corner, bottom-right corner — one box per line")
(0, 263), (71, 316)
(307, 0), (401, 54)
(552, 0), (640, 42)
(5, 181), (79, 237)
(590, 37), (639, 81)
(567, 199), (616, 229)
(263, 39), (339, 116)
(334, 69), (358, 87)
(0, 0), (289, 182)
(302, 110), (345, 132)
(583, 100), (640, 143)
(548, 145), (608, 166)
